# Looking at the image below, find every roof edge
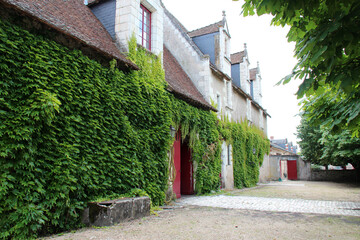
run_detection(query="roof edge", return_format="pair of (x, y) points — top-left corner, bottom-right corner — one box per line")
(1, 0), (139, 72)
(167, 86), (217, 112)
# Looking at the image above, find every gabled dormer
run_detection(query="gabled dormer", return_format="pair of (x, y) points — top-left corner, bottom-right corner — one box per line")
(230, 44), (251, 95)
(87, 0), (163, 55)
(188, 11), (231, 76)
(250, 62), (262, 105)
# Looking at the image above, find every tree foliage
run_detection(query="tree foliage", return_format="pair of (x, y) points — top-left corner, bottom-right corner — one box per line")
(239, 0), (360, 135)
(296, 116), (324, 165)
(297, 113), (360, 169)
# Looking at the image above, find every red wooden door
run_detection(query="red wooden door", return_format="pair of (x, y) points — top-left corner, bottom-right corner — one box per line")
(173, 131), (181, 198)
(287, 160), (298, 180)
(181, 142), (194, 195)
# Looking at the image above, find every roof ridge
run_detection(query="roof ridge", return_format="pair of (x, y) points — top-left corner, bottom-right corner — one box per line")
(2, 0), (137, 71)
(188, 20), (222, 34)
(188, 20), (223, 38)
(230, 50), (245, 56)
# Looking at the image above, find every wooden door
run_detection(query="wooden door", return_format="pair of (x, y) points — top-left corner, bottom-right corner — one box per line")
(181, 141), (194, 195)
(287, 160), (298, 180)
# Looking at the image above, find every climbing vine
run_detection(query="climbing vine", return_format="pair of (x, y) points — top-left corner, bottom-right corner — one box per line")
(223, 121), (270, 188)
(0, 19), (173, 239)
(0, 17), (269, 239)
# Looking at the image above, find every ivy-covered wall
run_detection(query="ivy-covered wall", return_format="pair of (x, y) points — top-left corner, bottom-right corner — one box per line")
(229, 121), (270, 188)
(0, 17), (269, 239)
(0, 17), (174, 239)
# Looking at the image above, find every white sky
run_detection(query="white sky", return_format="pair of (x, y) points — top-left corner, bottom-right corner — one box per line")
(162, 0), (301, 145)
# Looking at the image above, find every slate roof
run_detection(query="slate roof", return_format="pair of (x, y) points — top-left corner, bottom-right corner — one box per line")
(230, 51), (245, 64)
(250, 68), (257, 80)
(1, 0), (138, 71)
(272, 139), (288, 145)
(270, 143), (297, 155)
(188, 20), (223, 38)
(163, 46), (216, 111)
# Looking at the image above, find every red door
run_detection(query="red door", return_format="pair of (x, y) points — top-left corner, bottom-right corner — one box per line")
(173, 131), (181, 198)
(181, 141), (194, 195)
(287, 160), (298, 180)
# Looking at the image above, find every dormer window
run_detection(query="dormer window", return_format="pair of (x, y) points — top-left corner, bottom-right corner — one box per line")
(139, 4), (151, 50)
(250, 80), (254, 98)
(224, 37), (230, 59)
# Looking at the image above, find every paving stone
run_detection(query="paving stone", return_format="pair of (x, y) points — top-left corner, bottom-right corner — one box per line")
(178, 195), (360, 216)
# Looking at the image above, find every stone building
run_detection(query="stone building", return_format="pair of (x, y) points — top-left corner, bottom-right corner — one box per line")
(163, 6), (270, 189)
(88, 0), (164, 55)
(86, 0), (270, 193)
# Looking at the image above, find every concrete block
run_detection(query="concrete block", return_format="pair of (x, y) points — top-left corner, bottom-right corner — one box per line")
(81, 196), (151, 227)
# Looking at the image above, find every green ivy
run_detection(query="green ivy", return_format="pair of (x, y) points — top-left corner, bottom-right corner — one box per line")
(224, 121), (270, 188)
(170, 99), (222, 194)
(0, 17), (269, 239)
(0, 19), (173, 239)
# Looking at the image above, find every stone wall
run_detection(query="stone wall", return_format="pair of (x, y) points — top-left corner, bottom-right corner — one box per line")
(251, 102), (260, 127)
(297, 158), (311, 180)
(115, 0), (163, 55)
(82, 197), (151, 227)
(311, 170), (357, 182)
(163, 12), (211, 102)
(231, 88), (247, 122)
(258, 154), (270, 183)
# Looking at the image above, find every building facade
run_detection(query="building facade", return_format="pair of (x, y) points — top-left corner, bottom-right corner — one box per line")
(87, 0), (270, 192)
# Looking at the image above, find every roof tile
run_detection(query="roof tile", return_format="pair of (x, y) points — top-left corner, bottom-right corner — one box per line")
(230, 51), (245, 64)
(163, 46), (216, 111)
(188, 20), (223, 38)
(250, 68), (257, 80)
(2, 0), (138, 70)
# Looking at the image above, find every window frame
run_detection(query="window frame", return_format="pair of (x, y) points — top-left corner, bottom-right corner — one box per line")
(139, 4), (151, 51)
(227, 144), (231, 165)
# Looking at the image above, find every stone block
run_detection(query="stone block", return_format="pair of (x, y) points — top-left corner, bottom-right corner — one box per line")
(81, 196), (151, 227)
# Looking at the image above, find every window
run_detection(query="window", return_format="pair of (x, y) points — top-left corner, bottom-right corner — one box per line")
(217, 94), (221, 110)
(246, 99), (252, 122)
(226, 80), (231, 107)
(227, 145), (231, 165)
(250, 80), (254, 98)
(139, 4), (151, 50)
(224, 37), (229, 58)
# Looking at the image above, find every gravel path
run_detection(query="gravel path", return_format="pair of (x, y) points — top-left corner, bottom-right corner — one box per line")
(179, 195), (360, 216)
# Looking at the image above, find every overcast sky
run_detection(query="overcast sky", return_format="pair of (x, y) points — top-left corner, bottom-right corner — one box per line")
(162, 0), (301, 145)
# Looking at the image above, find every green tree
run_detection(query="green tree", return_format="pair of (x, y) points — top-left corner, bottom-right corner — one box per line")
(239, 0), (360, 135)
(298, 112), (360, 172)
(296, 115), (324, 165)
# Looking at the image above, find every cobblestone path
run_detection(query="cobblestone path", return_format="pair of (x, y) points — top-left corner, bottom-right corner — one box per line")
(179, 195), (360, 216)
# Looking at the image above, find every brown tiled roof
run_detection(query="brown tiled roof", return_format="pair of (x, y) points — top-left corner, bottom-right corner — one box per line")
(230, 51), (245, 64)
(2, 0), (138, 71)
(188, 20), (223, 38)
(250, 68), (257, 80)
(163, 46), (216, 111)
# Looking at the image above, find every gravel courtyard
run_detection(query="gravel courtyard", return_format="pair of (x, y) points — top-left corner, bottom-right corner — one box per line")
(44, 181), (360, 240)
